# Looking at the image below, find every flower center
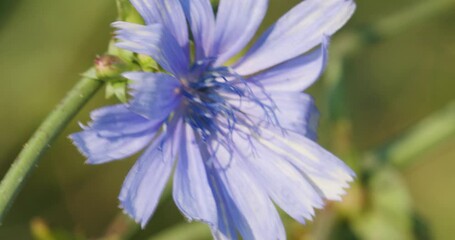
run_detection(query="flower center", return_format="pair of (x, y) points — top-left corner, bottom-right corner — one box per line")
(180, 61), (279, 145)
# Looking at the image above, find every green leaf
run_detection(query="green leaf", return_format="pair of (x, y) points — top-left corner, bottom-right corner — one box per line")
(106, 81), (129, 103)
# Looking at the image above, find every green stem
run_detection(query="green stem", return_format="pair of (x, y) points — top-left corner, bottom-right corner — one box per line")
(0, 73), (103, 222)
(373, 101), (455, 169)
(372, 0), (455, 40)
(331, 0), (455, 58)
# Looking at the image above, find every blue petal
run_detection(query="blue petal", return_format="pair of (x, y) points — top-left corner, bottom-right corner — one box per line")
(248, 36), (329, 92)
(207, 172), (238, 240)
(130, 0), (189, 51)
(113, 22), (189, 77)
(212, 0), (268, 66)
(235, 0), (355, 75)
(234, 133), (324, 223)
(119, 134), (176, 228)
(257, 128), (355, 201)
(227, 91), (319, 140)
(70, 105), (160, 164)
(208, 145), (286, 240)
(269, 92), (320, 140)
(124, 72), (181, 120)
(172, 124), (217, 225)
(179, 0), (216, 60)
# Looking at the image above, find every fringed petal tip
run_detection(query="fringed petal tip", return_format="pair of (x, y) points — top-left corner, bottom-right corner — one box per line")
(69, 131), (113, 165)
(69, 128), (155, 165)
(327, 172), (356, 202)
(68, 132), (110, 165)
(69, 105), (161, 165)
(119, 202), (149, 229)
(76, 121), (89, 130)
(182, 215), (217, 229)
(111, 21), (145, 30)
(68, 132), (91, 161)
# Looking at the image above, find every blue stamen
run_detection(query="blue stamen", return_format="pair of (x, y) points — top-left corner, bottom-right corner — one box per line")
(181, 62), (283, 153)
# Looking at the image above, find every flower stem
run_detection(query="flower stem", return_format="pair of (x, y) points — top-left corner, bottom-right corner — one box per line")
(0, 73), (103, 222)
(373, 101), (455, 169)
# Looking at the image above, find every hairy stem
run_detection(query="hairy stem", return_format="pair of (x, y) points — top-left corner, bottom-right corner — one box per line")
(0, 73), (103, 222)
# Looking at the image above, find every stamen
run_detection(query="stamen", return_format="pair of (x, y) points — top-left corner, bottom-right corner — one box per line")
(181, 62), (284, 161)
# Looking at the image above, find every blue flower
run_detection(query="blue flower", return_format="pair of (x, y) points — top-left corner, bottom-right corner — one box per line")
(71, 0), (356, 239)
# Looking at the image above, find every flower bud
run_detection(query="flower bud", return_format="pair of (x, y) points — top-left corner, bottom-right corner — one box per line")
(94, 55), (126, 79)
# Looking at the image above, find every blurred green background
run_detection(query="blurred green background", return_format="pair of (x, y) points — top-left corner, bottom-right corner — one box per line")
(0, 0), (454, 239)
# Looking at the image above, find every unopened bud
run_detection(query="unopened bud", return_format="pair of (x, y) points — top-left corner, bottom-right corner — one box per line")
(94, 55), (126, 79)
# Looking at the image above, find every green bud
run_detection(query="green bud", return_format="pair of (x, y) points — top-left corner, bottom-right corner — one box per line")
(94, 55), (127, 79)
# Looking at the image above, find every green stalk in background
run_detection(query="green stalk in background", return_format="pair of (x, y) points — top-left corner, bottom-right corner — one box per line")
(0, 72), (103, 222)
(374, 101), (455, 169)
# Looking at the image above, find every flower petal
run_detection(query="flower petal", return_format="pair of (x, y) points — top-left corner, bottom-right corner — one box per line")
(270, 92), (320, 140)
(258, 128), (355, 201)
(124, 72), (181, 120)
(234, 0), (355, 75)
(212, 0), (268, 66)
(227, 91), (319, 140)
(70, 105), (160, 164)
(207, 173), (238, 240)
(234, 133), (324, 223)
(119, 133), (177, 228)
(113, 22), (189, 77)
(179, 0), (216, 60)
(208, 144), (286, 240)
(248, 36), (329, 92)
(87, 104), (160, 137)
(130, 0), (189, 50)
(172, 124), (217, 225)
(208, 175), (238, 240)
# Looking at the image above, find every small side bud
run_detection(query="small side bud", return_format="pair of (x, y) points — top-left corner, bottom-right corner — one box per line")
(94, 55), (126, 79)
(94, 55), (129, 102)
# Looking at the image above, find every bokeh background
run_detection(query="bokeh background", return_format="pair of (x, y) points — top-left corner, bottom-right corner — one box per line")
(0, 0), (454, 239)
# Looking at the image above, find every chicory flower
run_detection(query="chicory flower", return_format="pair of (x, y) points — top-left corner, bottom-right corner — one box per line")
(71, 0), (356, 239)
